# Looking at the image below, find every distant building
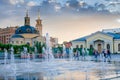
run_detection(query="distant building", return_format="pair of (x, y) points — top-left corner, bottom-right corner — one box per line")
(50, 37), (58, 47)
(0, 26), (17, 44)
(102, 28), (120, 34)
(63, 41), (72, 48)
(71, 31), (120, 53)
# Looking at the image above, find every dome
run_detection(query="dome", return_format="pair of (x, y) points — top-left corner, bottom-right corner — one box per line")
(15, 25), (39, 34)
(11, 34), (24, 38)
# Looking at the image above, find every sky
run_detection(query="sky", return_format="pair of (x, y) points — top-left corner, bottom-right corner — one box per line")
(1, 0), (120, 43)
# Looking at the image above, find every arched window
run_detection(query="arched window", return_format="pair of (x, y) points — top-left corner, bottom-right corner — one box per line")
(76, 45), (79, 48)
(27, 42), (30, 46)
(80, 45), (83, 48)
(107, 44), (110, 50)
(16, 41), (19, 44)
(118, 44), (120, 51)
(26, 28), (31, 32)
(90, 45), (93, 49)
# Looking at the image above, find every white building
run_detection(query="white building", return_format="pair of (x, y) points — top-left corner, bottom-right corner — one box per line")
(71, 31), (120, 53)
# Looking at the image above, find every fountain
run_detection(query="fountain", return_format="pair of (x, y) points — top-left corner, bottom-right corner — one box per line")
(81, 48), (85, 60)
(69, 46), (73, 61)
(44, 33), (54, 61)
(10, 47), (15, 63)
(4, 49), (8, 65)
(63, 45), (66, 58)
(0, 33), (120, 80)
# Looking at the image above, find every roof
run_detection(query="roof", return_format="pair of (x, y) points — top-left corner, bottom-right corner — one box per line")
(106, 32), (120, 39)
(11, 34), (24, 38)
(72, 31), (120, 42)
(72, 36), (87, 42)
(15, 25), (39, 34)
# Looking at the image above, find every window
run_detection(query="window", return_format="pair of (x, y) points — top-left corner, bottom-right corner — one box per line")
(76, 45), (79, 48)
(18, 29), (22, 32)
(90, 45), (93, 49)
(12, 41), (14, 44)
(107, 44), (110, 50)
(27, 42), (30, 46)
(26, 28), (31, 32)
(80, 45), (83, 48)
(16, 41), (19, 44)
(118, 44), (120, 51)
(21, 41), (23, 44)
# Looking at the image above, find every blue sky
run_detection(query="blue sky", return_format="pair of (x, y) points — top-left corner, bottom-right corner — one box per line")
(0, 0), (120, 43)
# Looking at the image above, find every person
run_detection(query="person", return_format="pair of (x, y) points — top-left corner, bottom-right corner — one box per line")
(94, 49), (98, 61)
(75, 49), (80, 60)
(107, 49), (111, 61)
(103, 49), (108, 62)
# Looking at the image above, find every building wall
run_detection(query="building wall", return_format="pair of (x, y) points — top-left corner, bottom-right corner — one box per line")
(71, 32), (118, 53)
(21, 34), (39, 38)
(71, 41), (86, 48)
(86, 33), (113, 53)
(114, 39), (120, 53)
(0, 27), (17, 44)
(10, 38), (24, 45)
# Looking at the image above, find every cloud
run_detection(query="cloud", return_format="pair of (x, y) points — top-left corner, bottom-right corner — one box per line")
(9, 0), (24, 5)
(27, 1), (37, 7)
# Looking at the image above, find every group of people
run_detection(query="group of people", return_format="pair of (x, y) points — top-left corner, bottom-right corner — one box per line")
(55, 46), (112, 62)
(93, 49), (111, 62)
(73, 48), (89, 60)
(73, 48), (111, 62)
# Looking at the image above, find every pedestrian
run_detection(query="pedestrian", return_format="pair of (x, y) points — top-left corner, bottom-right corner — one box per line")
(94, 49), (98, 61)
(103, 49), (108, 62)
(107, 49), (111, 61)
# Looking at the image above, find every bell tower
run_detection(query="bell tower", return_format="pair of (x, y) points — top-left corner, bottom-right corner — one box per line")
(36, 9), (42, 36)
(24, 10), (30, 26)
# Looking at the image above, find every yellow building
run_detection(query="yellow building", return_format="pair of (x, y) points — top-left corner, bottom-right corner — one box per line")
(10, 10), (43, 46)
(71, 31), (120, 53)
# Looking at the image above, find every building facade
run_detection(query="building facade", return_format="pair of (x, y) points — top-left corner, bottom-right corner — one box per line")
(10, 10), (58, 46)
(71, 31), (120, 53)
(10, 10), (43, 46)
(50, 37), (58, 47)
(0, 26), (17, 44)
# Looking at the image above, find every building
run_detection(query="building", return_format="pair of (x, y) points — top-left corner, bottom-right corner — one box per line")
(50, 37), (58, 47)
(10, 10), (43, 46)
(0, 26), (17, 44)
(71, 31), (120, 53)
(10, 10), (58, 46)
(102, 28), (120, 34)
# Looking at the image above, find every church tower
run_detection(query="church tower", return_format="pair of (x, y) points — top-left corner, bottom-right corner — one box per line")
(36, 9), (42, 36)
(24, 10), (30, 26)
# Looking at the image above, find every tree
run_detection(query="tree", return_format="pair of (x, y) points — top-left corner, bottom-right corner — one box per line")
(35, 41), (43, 54)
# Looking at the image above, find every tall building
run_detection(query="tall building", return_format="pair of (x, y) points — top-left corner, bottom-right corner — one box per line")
(36, 9), (42, 36)
(0, 26), (17, 44)
(24, 10), (30, 26)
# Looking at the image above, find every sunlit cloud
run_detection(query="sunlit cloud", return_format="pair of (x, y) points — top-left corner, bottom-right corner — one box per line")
(1, 0), (120, 43)
(9, 0), (24, 5)
(116, 19), (120, 23)
(27, 1), (37, 7)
